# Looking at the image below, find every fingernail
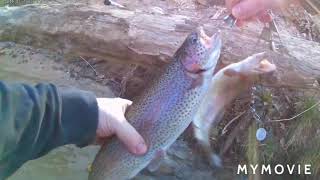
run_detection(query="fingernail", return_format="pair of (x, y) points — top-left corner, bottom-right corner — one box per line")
(232, 6), (242, 18)
(135, 142), (147, 155)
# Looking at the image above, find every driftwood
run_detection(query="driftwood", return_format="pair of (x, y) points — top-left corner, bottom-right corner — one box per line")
(0, 3), (319, 89)
(303, 0), (320, 15)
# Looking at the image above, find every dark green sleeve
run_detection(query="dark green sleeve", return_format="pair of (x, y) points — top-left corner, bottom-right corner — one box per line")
(0, 81), (98, 179)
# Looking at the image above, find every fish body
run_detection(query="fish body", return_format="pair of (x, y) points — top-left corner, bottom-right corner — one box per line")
(193, 52), (276, 166)
(89, 28), (222, 180)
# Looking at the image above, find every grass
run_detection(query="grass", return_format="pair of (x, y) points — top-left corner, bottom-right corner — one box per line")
(246, 123), (263, 180)
(287, 97), (320, 176)
(246, 123), (259, 166)
(260, 90), (273, 105)
(246, 96), (320, 178)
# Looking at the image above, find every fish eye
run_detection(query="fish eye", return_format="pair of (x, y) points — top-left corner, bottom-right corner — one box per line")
(192, 37), (197, 44)
(188, 33), (198, 44)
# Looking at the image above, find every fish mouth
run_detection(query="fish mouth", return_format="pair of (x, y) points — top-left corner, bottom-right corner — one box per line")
(198, 27), (221, 51)
(202, 29), (222, 72)
(187, 28), (222, 74)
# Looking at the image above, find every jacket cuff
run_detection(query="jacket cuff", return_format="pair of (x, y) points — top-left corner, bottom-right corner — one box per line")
(60, 89), (98, 147)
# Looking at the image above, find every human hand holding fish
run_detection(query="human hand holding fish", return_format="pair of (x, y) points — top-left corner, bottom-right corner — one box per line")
(96, 98), (147, 155)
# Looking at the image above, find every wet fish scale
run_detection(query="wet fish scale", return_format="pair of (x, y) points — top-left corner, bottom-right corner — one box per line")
(90, 29), (221, 180)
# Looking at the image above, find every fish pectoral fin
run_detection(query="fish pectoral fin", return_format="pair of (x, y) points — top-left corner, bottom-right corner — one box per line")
(147, 150), (167, 172)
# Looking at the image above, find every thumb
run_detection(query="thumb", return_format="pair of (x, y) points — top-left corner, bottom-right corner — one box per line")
(114, 118), (147, 155)
(257, 11), (272, 23)
(226, 0), (242, 12)
(115, 98), (132, 113)
(232, 0), (268, 20)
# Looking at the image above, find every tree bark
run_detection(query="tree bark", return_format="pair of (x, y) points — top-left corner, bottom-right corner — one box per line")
(0, 4), (319, 89)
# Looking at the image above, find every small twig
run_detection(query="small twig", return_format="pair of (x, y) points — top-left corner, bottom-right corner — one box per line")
(268, 100), (320, 123)
(271, 17), (285, 48)
(79, 56), (98, 76)
(105, 0), (125, 8)
(119, 64), (137, 97)
(269, 11), (289, 56)
(220, 115), (253, 156)
(221, 111), (246, 135)
(262, 84), (319, 90)
(210, 9), (224, 20)
(281, 88), (291, 104)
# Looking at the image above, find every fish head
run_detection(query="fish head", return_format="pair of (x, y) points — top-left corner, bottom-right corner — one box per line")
(177, 27), (222, 74)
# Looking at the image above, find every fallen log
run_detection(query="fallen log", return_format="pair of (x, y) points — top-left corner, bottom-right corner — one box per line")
(0, 3), (319, 90)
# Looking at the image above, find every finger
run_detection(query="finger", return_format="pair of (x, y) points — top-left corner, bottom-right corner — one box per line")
(226, 0), (242, 12)
(116, 98), (133, 106)
(116, 98), (133, 113)
(257, 11), (272, 23)
(236, 19), (247, 27)
(114, 118), (147, 155)
(232, 0), (269, 20)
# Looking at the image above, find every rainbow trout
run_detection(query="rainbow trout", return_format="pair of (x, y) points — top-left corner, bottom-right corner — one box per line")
(89, 27), (222, 180)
